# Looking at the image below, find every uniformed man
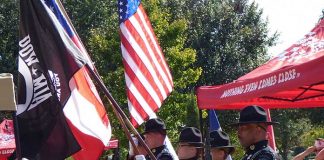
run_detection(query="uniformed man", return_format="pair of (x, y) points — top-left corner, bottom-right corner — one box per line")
(230, 105), (279, 160)
(177, 127), (204, 160)
(209, 130), (235, 160)
(142, 118), (173, 160)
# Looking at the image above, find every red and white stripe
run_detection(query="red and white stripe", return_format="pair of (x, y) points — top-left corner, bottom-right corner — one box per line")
(42, 2), (112, 159)
(120, 4), (173, 126)
(64, 68), (112, 160)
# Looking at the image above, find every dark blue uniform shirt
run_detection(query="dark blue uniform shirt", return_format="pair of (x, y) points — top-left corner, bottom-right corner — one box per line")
(145, 145), (173, 160)
(241, 140), (276, 160)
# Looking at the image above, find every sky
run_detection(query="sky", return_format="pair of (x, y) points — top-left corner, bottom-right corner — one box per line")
(251, 0), (324, 57)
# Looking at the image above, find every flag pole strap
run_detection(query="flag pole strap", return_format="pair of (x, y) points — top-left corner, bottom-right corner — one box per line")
(85, 64), (157, 160)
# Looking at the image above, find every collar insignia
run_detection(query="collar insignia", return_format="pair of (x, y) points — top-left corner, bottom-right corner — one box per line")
(250, 145), (255, 150)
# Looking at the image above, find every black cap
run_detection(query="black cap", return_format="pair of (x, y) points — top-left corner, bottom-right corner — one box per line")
(210, 130), (235, 154)
(230, 105), (279, 126)
(178, 127), (203, 148)
(142, 118), (167, 134)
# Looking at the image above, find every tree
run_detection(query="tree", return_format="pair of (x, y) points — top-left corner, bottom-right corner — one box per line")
(186, 0), (277, 86)
(301, 127), (324, 147)
(308, 108), (324, 125)
(0, 0), (18, 120)
(0, 0), (18, 74)
(272, 109), (313, 160)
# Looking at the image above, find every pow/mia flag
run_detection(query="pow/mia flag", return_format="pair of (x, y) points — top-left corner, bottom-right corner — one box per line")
(18, 0), (85, 159)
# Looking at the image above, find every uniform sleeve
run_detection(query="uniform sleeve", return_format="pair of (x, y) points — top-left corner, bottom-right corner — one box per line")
(254, 151), (275, 160)
(157, 152), (173, 160)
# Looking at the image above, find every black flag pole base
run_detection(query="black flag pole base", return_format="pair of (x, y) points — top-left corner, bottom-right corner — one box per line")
(85, 64), (157, 160)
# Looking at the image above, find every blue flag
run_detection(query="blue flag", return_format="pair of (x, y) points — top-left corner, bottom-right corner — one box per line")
(209, 110), (221, 131)
(208, 110), (232, 160)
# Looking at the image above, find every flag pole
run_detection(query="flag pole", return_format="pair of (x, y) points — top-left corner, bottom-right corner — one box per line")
(198, 109), (205, 159)
(16, 0), (23, 158)
(54, 1), (155, 159)
(205, 111), (211, 160)
(85, 64), (157, 160)
(12, 111), (22, 160)
(106, 97), (140, 155)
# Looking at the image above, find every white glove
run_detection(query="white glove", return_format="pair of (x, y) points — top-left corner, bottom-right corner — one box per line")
(129, 135), (138, 156)
(129, 140), (134, 156)
(135, 155), (146, 160)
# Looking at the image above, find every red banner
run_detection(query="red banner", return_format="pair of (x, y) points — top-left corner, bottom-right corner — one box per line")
(0, 119), (15, 159)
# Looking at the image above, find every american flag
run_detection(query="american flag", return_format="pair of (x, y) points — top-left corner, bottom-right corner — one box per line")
(44, 0), (93, 69)
(118, 0), (174, 126)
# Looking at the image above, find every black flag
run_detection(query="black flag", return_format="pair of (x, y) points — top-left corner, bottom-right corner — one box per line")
(17, 0), (85, 159)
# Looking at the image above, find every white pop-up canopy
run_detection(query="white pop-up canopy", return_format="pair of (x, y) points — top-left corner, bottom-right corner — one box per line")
(0, 73), (16, 111)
